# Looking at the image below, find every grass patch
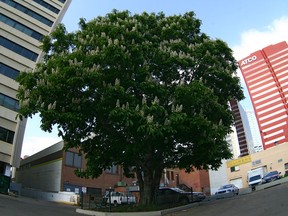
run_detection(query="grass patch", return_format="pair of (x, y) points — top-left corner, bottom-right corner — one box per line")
(92, 203), (184, 212)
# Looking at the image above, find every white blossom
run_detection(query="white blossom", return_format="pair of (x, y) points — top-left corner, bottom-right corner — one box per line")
(147, 114), (154, 123)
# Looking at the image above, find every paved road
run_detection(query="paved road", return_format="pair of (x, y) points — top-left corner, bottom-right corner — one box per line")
(0, 194), (79, 216)
(168, 182), (288, 216)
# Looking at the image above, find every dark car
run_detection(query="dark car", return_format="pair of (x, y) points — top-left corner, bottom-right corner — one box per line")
(192, 191), (207, 202)
(156, 187), (205, 205)
(262, 171), (281, 183)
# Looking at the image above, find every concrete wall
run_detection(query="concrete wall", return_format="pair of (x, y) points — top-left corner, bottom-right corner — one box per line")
(21, 188), (78, 205)
(16, 158), (62, 192)
(209, 161), (228, 195)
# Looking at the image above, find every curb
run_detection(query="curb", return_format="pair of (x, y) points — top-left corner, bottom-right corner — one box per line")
(76, 202), (201, 216)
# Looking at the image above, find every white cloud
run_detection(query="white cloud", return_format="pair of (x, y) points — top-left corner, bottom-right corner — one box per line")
(21, 136), (61, 158)
(233, 16), (288, 60)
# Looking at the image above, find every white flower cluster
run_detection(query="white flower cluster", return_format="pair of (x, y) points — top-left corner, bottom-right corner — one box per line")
(36, 78), (45, 85)
(146, 114), (154, 123)
(48, 101), (57, 110)
(171, 104), (183, 112)
(72, 98), (81, 104)
(68, 58), (83, 66)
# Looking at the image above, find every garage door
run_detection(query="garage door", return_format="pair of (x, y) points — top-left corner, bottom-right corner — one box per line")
(230, 178), (243, 189)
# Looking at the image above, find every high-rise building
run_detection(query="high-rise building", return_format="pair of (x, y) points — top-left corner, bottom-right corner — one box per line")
(0, 0), (71, 176)
(230, 99), (249, 156)
(239, 107), (263, 153)
(238, 41), (288, 150)
(244, 109), (263, 153)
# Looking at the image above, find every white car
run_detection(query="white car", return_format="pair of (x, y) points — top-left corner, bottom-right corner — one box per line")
(215, 184), (239, 195)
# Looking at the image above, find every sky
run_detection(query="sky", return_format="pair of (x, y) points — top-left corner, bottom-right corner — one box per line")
(20, 0), (288, 157)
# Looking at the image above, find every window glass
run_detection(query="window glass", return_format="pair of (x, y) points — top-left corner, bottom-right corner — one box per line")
(0, 93), (19, 112)
(0, 13), (43, 40)
(0, 0), (53, 26)
(0, 127), (7, 141)
(65, 151), (82, 168)
(0, 36), (38, 61)
(0, 63), (20, 80)
(106, 165), (118, 174)
(74, 154), (82, 168)
(65, 151), (73, 166)
(0, 126), (14, 144)
(7, 130), (14, 143)
(32, 0), (59, 14)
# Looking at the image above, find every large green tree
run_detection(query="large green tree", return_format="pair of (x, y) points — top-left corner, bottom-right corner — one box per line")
(17, 10), (244, 205)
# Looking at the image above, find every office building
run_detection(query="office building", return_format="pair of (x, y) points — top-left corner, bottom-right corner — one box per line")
(240, 108), (263, 153)
(0, 0), (71, 176)
(238, 41), (288, 150)
(230, 99), (249, 156)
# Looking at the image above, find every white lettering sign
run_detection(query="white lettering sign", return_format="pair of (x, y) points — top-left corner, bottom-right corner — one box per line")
(241, 55), (257, 66)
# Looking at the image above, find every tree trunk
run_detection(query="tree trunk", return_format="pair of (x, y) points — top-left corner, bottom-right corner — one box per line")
(136, 162), (164, 206)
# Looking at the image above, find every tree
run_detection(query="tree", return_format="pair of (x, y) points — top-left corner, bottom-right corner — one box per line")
(17, 10), (244, 206)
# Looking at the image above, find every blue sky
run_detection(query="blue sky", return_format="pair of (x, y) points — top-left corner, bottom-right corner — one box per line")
(21, 0), (288, 156)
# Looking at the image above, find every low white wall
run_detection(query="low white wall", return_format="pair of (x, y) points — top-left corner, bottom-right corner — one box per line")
(21, 188), (79, 205)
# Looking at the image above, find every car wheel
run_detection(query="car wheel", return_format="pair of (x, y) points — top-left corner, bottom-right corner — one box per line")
(179, 197), (189, 205)
(113, 200), (118, 207)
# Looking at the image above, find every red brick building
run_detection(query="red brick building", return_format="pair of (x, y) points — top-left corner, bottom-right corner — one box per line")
(16, 141), (210, 196)
(238, 41), (288, 149)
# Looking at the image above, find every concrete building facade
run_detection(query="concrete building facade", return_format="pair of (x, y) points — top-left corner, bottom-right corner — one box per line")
(0, 0), (71, 175)
(226, 142), (288, 188)
(238, 41), (288, 150)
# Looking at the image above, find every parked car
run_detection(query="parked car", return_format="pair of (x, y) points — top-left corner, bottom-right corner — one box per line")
(176, 184), (206, 202)
(156, 187), (192, 205)
(215, 184), (239, 195)
(103, 191), (136, 205)
(192, 191), (207, 202)
(262, 171), (281, 183)
(156, 187), (205, 205)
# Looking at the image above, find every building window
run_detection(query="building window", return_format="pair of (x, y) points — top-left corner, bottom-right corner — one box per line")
(252, 159), (262, 167)
(0, 126), (14, 144)
(0, 0), (53, 27)
(230, 166), (240, 172)
(0, 36), (38, 61)
(32, 0), (60, 14)
(171, 172), (174, 181)
(0, 93), (19, 112)
(65, 151), (82, 168)
(58, 0), (66, 3)
(0, 63), (19, 80)
(0, 14), (44, 41)
(105, 165), (118, 174)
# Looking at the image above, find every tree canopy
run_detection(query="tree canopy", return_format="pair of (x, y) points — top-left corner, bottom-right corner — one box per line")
(17, 10), (244, 205)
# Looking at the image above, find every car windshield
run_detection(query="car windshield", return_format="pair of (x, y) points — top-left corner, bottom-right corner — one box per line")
(264, 171), (277, 177)
(249, 175), (261, 181)
(220, 185), (232, 189)
(171, 188), (185, 193)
